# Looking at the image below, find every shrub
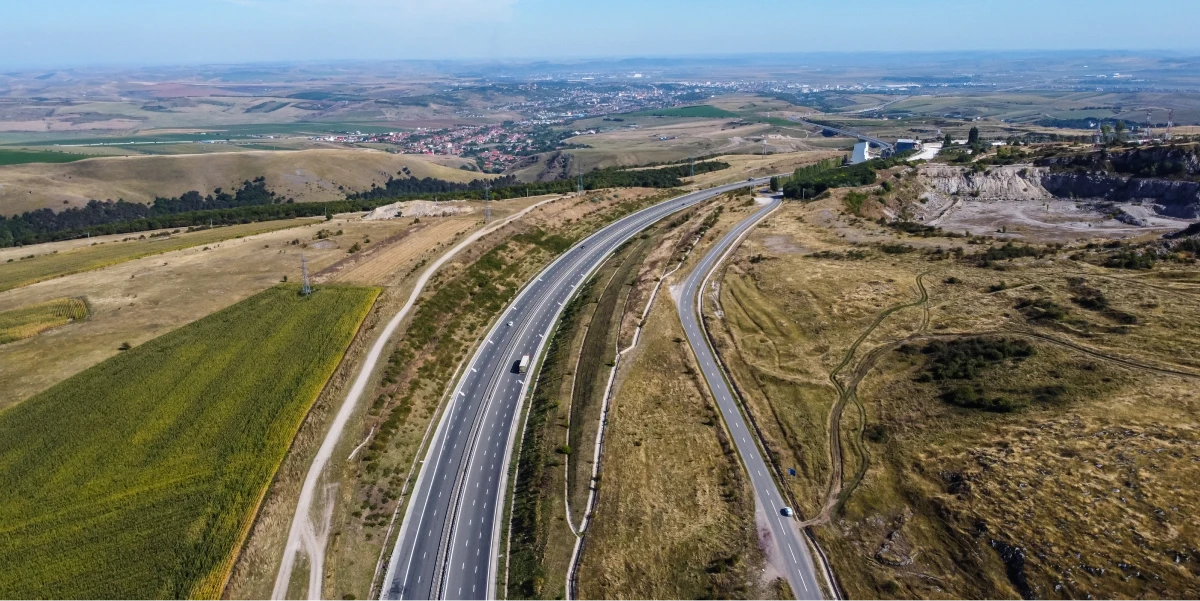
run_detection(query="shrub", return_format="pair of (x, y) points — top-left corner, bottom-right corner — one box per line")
(915, 337), (1035, 382)
(1015, 298), (1067, 321)
(843, 191), (869, 216)
(880, 243), (914, 254)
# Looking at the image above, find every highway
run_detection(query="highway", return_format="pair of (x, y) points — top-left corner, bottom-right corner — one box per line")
(676, 195), (824, 599)
(788, 115), (895, 152)
(380, 178), (772, 600)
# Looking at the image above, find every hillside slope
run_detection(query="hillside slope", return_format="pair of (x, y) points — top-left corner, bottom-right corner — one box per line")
(0, 149), (490, 215)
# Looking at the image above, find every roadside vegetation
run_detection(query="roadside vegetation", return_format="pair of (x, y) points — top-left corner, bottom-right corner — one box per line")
(779, 153), (914, 200)
(0, 296), (88, 344)
(0, 284), (379, 599)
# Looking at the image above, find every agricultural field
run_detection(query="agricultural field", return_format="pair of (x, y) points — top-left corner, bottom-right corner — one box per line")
(0, 148), (491, 215)
(703, 181), (1200, 598)
(0, 284), (379, 599)
(0, 219), (317, 294)
(0, 296), (88, 344)
(0, 213), (436, 409)
(0, 148), (90, 166)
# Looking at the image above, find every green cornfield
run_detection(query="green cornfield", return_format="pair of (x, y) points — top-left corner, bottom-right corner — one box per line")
(0, 284), (379, 598)
(0, 297), (89, 344)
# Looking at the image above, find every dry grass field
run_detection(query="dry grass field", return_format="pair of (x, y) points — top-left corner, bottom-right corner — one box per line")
(0, 148), (489, 214)
(574, 291), (773, 599)
(318, 217), (479, 285)
(563, 190), (793, 600)
(704, 186), (1200, 598)
(0, 219), (316, 293)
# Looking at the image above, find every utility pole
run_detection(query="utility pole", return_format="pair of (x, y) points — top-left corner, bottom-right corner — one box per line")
(689, 154), (695, 177)
(576, 158), (584, 194)
(300, 254), (312, 296)
(484, 181), (491, 223)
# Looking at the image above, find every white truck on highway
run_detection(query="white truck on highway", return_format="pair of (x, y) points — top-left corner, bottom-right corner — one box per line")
(518, 354), (530, 374)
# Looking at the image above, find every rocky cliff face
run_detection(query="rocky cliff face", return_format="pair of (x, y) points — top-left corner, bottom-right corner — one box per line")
(1040, 173), (1200, 218)
(921, 165), (1049, 201)
(919, 164), (1200, 219)
(1036, 144), (1200, 179)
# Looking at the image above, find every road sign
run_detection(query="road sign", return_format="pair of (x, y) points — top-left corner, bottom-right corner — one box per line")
(787, 468), (797, 477)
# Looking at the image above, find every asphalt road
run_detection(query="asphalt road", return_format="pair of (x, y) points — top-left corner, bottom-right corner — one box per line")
(381, 179), (771, 600)
(676, 195), (824, 599)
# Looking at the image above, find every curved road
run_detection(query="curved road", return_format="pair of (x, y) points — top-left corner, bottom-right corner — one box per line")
(676, 195), (823, 599)
(381, 178), (772, 600)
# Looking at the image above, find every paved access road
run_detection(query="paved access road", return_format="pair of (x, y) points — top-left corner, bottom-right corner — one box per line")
(381, 179), (771, 600)
(676, 195), (824, 599)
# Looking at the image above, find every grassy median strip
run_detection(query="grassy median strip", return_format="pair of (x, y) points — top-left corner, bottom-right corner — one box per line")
(0, 284), (379, 599)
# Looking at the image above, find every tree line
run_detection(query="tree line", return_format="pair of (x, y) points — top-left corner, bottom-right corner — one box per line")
(0, 178), (283, 247)
(774, 153), (913, 200)
(0, 161), (730, 248)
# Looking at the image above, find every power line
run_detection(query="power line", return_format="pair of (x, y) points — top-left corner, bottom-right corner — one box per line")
(484, 181), (492, 223)
(300, 254), (312, 296)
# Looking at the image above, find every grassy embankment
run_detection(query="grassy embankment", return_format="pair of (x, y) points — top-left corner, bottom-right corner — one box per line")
(0, 284), (379, 598)
(709, 191), (1200, 598)
(0, 297), (88, 344)
(0, 219), (314, 293)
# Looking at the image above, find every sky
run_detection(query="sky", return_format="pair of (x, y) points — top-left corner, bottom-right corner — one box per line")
(2, 0), (1199, 69)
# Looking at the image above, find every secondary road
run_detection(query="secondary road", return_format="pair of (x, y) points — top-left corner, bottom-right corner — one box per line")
(676, 195), (824, 599)
(381, 178), (772, 600)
